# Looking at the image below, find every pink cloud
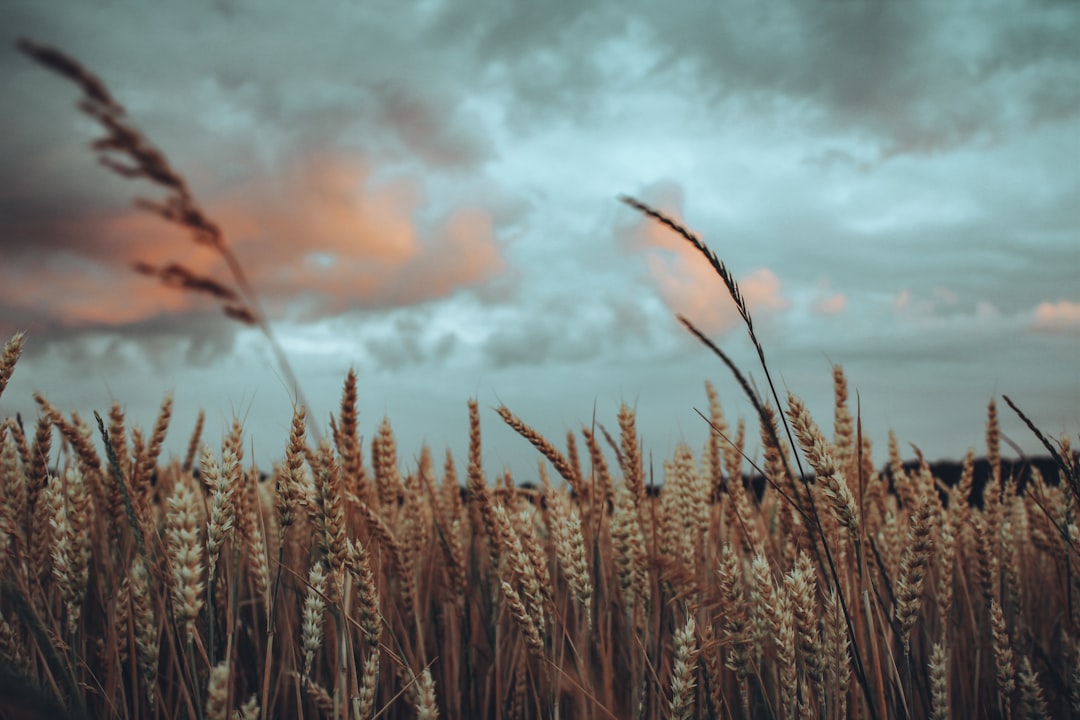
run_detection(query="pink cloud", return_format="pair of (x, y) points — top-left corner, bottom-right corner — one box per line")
(1033, 300), (1080, 332)
(646, 254), (789, 335)
(893, 288), (911, 310)
(220, 153), (507, 315)
(814, 292), (847, 315)
(624, 198), (789, 334)
(1, 152), (508, 333)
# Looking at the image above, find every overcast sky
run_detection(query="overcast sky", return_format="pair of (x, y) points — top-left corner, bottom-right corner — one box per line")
(1, 0), (1077, 480)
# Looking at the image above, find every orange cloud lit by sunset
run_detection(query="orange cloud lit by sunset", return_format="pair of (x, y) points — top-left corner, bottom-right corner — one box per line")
(0, 152), (507, 334)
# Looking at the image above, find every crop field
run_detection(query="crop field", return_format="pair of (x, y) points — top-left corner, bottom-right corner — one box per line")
(2, 333), (1079, 720)
(1, 40), (1078, 720)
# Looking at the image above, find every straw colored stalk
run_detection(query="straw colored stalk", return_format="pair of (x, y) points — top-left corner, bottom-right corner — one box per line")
(787, 392), (860, 533)
(465, 400), (496, 556)
(496, 404), (580, 493)
(611, 483), (650, 610)
(411, 667), (439, 720)
(895, 495), (935, 653)
(335, 368), (364, 494)
(936, 506), (958, 623)
(103, 404), (131, 538)
(580, 426), (615, 508)
(313, 439), (348, 598)
(432, 450), (467, 607)
(716, 546), (752, 681)
(492, 503), (545, 631)
(823, 588), (851, 719)
(703, 380), (728, 492)
(727, 415), (747, 480)
(276, 405), (307, 533)
(239, 468), (271, 608)
(301, 560), (328, 676)
(787, 551), (825, 700)
(355, 651), (379, 719)
(301, 676), (334, 714)
(166, 478), (205, 644)
(181, 410), (204, 474)
(0, 430), (25, 560)
(373, 417), (408, 511)
(546, 489), (593, 623)
(990, 599), (1015, 719)
(34, 395), (102, 477)
(346, 538), (382, 650)
(501, 579), (543, 657)
(832, 364), (854, 472)
(516, 500), (553, 610)
(130, 556), (159, 706)
(617, 404), (645, 501)
(200, 444), (236, 583)
(235, 695), (259, 720)
(0, 332), (24, 400)
(660, 443), (707, 569)
(1017, 657), (1050, 720)
(929, 641), (949, 720)
(50, 466), (92, 635)
(204, 660), (230, 720)
(753, 553), (798, 719)
(349, 497), (415, 616)
(669, 614), (699, 720)
(132, 394), (172, 501)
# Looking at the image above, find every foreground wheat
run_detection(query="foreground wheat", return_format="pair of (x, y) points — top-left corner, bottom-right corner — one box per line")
(0, 329), (1076, 718)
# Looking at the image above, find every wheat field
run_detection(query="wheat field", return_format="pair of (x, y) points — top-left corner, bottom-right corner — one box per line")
(0, 336), (1078, 719)
(2, 39), (1078, 720)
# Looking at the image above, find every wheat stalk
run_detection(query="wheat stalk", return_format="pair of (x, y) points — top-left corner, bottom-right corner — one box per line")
(929, 641), (949, 720)
(166, 477), (205, 644)
(668, 614), (699, 720)
(895, 495), (935, 653)
(300, 560), (328, 677)
(0, 333), (24, 400)
(787, 393), (860, 533)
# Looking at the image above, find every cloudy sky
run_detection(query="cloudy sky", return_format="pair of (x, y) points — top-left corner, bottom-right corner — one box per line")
(1, 0), (1077, 479)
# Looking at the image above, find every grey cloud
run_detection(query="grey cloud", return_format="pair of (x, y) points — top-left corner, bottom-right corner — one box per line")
(9, 1), (1079, 175)
(481, 293), (659, 369)
(632, 2), (1080, 156)
(3, 1), (499, 187)
(371, 83), (494, 169)
(19, 311), (239, 375)
(359, 312), (460, 373)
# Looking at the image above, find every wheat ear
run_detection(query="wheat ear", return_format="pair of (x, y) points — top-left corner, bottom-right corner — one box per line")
(300, 560), (328, 676)
(669, 614), (699, 720)
(929, 640), (949, 720)
(0, 332), (24, 400)
(204, 660), (230, 720)
(165, 478), (205, 644)
(894, 495), (935, 653)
